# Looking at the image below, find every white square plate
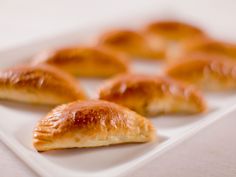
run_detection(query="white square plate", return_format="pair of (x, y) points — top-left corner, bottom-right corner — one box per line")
(0, 26), (236, 177)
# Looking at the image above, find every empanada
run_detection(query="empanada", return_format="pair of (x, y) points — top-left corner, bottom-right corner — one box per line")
(0, 64), (86, 105)
(32, 47), (129, 77)
(167, 37), (236, 63)
(165, 56), (236, 91)
(145, 20), (205, 42)
(33, 100), (156, 151)
(98, 29), (165, 59)
(99, 74), (206, 116)
(144, 20), (206, 58)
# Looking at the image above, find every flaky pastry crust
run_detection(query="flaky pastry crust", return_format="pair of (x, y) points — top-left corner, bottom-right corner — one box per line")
(33, 100), (156, 151)
(98, 29), (165, 59)
(0, 64), (86, 105)
(32, 46), (129, 77)
(99, 74), (207, 116)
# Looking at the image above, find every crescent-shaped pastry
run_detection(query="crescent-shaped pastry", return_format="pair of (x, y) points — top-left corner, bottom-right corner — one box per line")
(99, 74), (207, 116)
(98, 29), (165, 59)
(144, 20), (206, 58)
(165, 56), (236, 91)
(167, 37), (236, 63)
(32, 47), (129, 77)
(0, 64), (86, 105)
(145, 20), (205, 42)
(33, 100), (156, 151)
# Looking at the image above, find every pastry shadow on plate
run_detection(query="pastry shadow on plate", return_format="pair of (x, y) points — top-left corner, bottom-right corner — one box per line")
(78, 78), (105, 98)
(150, 106), (217, 129)
(15, 122), (166, 172)
(131, 59), (164, 74)
(0, 100), (53, 114)
(204, 91), (236, 107)
(15, 122), (166, 153)
(43, 140), (162, 156)
(39, 137), (166, 172)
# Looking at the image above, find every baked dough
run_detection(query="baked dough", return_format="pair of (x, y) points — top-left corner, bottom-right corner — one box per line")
(99, 74), (206, 116)
(144, 20), (206, 58)
(165, 56), (236, 91)
(167, 37), (236, 63)
(0, 64), (86, 105)
(98, 29), (165, 59)
(32, 46), (129, 77)
(33, 100), (156, 151)
(145, 20), (205, 42)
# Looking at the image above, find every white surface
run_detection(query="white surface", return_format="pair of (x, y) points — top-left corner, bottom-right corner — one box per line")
(1, 0), (236, 51)
(128, 110), (236, 177)
(1, 36), (236, 177)
(0, 0), (236, 177)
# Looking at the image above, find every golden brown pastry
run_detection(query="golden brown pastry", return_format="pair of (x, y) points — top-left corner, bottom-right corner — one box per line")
(99, 74), (206, 116)
(165, 56), (236, 91)
(33, 100), (156, 151)
(167, 37), (236, 63)
(32, 46), (129, 77)
(0, 64), (86, 105)
(145, 20), (205, 42)
(144, 20), (206, 58)
(98, 29), (165, 59)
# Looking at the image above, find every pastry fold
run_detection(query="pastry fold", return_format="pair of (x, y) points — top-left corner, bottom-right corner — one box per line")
(32, 47), (129, 77)
(33, 100), (156, 151)
(0, 64), (86, 105)
(165, 56), (236, 91)
(99, 74), (207, 116)
(98, 29), (165, 59)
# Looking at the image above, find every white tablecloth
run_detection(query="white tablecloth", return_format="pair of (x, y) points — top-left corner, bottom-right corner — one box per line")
(0, 0), (236, 176)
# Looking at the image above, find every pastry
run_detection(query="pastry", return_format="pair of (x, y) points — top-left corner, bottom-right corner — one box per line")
(32, 46), (129, 77)
(98, 29), (165, 59)
(144, 20), (206, 58)
(33, 100), (156, 151)
(0, 64), (86, 105)
(165, 56), (236, 91)
(167, 37), (236, 63)
(145, 20), (205, 42)
(99, 74), (206, 116)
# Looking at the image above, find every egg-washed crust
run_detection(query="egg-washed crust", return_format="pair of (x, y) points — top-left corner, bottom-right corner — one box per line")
(99, 74), (207, 116)
(32, 46), (130, 77)
(33, 100), (156, 151)
(0, 64), (86, 105)
(165, 56), (236, 91)
(145, 20), (205, 41)
(98, 29), (165, 59)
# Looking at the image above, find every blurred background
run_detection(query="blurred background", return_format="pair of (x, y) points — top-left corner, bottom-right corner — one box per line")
(0, 0), (236, 51)
(1, 1), (236, 177)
